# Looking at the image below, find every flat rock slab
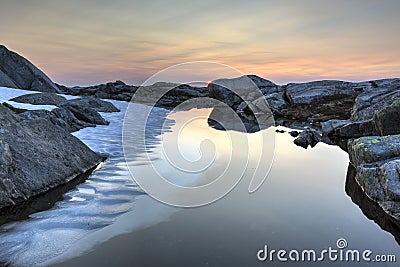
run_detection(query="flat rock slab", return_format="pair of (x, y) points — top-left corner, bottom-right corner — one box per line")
(10, 93), (67, 106)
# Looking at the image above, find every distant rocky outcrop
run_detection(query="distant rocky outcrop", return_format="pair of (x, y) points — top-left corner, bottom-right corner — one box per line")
(57, 81), (137, 101)
(58, 81), (210, 109)
(0, 104), (103, 209)
(0, 45), (60, 93)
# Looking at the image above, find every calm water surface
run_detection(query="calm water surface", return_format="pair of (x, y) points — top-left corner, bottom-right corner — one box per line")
(0, 88), (399, 266)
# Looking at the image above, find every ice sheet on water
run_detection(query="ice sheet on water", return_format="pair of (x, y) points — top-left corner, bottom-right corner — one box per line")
(0, 90), (177, 266)
(0, 86), (78, 111)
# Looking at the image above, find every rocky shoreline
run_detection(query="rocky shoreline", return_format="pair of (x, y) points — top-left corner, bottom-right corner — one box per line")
(1, 45), (400, 236)
(0, 45), (121, 210)
(54, 74), (400, 225)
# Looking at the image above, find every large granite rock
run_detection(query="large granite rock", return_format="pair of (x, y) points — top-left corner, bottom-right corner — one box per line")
(348, 135), (400, 167)
(0, 45), (60, 93)
(208, 75), (281, 110)
(373, 98), (400, 136)
(0, 104), (103, 209)
(351, 79), (400, 121)
(285, 80), (363, 105)
(322, 79), (400, 138)
(207, 75), (277, 132)
(345, 164), (400, 244)
(348, 135), (400, 220)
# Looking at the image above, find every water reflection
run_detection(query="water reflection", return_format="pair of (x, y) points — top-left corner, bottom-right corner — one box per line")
(345, 164), (400, 245)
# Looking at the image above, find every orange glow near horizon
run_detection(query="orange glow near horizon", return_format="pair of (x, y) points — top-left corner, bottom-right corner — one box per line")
(1, 1), (398, 86)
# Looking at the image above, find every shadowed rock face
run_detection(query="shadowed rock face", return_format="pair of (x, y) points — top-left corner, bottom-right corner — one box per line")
(322, 79), (400, 138)
(0, 45), (60, 93)
(0, 104), (103, 209)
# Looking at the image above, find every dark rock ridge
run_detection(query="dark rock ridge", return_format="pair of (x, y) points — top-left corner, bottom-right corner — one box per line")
(0, 45), (60, 93)
(57, 81), (209, 109)
(0, 104), (103, 209)
(57, 80), (138, 101)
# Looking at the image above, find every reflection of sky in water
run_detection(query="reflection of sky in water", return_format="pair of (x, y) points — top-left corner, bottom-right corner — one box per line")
(58, 115), (400, 267)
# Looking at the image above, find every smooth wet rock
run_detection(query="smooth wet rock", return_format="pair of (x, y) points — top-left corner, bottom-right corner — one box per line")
(293, 128), (322, 149)
(10, 93), (67, 106)
(0, 104), (102, 209)
(0, 45), (60, 93)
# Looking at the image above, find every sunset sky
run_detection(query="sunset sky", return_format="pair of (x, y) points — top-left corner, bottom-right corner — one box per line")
(1, 0), (399, 86)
